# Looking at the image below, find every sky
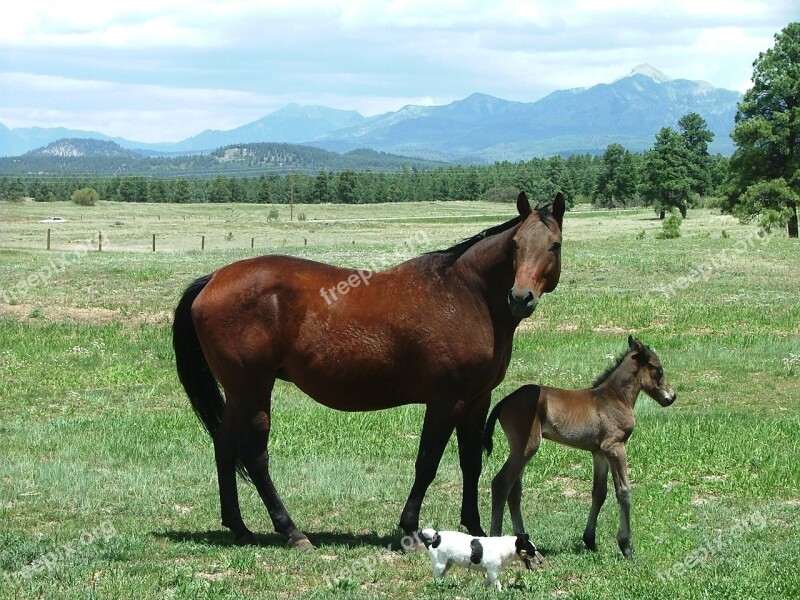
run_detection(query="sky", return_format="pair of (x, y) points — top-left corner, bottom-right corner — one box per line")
(0, 1), (795, 143)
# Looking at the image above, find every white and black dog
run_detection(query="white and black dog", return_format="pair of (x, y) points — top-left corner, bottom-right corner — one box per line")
(420, 528), (543, 591)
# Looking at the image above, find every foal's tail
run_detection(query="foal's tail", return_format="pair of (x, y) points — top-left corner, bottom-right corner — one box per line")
(482, 397), (506, 457)
(172, 274), (227, 439)
(483, 385), (541, 456)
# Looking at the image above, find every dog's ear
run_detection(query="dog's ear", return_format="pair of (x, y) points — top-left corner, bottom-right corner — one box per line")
(515, 533), (530, 548)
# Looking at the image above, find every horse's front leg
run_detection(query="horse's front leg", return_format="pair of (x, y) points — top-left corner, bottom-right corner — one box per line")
(602, 441), (633, 558)
(399, 404), (458, 536)
(456, 393), (491, 536)
(582, 451), (609, 551)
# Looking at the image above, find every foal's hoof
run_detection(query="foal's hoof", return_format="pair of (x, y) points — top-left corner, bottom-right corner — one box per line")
(288, 537), (316, 551)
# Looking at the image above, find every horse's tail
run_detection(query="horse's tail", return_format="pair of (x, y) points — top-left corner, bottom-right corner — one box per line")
(173, 274), (226, 439)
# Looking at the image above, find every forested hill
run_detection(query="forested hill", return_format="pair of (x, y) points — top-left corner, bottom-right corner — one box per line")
(0, 140), (447, 177)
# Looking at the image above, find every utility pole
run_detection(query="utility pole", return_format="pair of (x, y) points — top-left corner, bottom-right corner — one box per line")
(290, 169), (295, 221)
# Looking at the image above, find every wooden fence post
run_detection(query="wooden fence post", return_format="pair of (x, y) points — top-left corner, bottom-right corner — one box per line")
(47, 229), (51, 250)
(201, 235), (205, 251)
(152, 234), (156, 252)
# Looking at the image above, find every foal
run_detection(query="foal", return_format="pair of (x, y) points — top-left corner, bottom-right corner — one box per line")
(484, 336), (676, 557)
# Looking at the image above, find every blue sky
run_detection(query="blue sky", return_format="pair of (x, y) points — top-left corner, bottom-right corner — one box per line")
(0, 1), (795, 143)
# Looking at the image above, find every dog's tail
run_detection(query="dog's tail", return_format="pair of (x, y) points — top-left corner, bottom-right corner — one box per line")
(419, 528), (440, 548)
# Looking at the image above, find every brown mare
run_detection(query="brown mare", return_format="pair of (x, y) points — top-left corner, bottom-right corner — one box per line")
(484, 336), (676, 557)
(172, 192), (565, 549)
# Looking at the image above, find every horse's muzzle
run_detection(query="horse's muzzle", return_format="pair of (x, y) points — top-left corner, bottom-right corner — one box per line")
(509, 288), (537, 318)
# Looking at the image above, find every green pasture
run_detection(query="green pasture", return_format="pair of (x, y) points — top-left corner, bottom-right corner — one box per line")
(1, 200), (798, 599)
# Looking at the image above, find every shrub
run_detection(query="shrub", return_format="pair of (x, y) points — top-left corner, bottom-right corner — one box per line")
(484, 186), (520, 203)
(71, 187), (99, 206)
(268, 208), (280, 221)
(655, 213), (682, 239)
(758, 209), (788, 234)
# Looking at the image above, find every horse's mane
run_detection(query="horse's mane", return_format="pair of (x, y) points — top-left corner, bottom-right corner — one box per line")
(591, 341), (653, 388)
(426, 204), (556, 267)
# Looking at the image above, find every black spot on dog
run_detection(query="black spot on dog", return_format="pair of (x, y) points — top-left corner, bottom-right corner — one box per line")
(431, 532), (441, 549)
(470, 539), (484, 565)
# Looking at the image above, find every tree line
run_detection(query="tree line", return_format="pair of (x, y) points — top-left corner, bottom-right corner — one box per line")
(0, 133), (722, 212)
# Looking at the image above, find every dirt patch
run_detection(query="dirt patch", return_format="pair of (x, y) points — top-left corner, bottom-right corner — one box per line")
(0, 302), (170, 325)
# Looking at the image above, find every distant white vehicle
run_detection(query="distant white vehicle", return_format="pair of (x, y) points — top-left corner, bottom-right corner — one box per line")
(41, 216), (67, 223)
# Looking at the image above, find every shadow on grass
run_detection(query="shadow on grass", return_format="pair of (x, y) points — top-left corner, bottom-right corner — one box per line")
(153, 529), (402, 550)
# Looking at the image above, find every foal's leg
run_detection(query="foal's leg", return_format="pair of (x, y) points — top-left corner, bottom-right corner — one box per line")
(603, 441), (633, 558)
(582, 451), (609, 551)
(236, 381), (311, 550)
(490, 451), (533, 536)
(490, 417), (540, 536)
(399, 405), (458, 536)
(455, 393), (491, 536)
(214, 402), (254, 545)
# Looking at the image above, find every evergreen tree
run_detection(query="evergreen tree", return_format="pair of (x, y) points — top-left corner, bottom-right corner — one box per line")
(678, 112), (714, 197)
(727, 22), (800, 237)
(172, 178), (192, 204)
(596, 144), (638, 207)
(208, 176), (233, 203)
(640, 127), (694, 218)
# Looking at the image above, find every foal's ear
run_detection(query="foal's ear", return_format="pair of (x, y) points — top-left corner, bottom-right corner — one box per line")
(629, 336), (651, 362)
(517, 192), (532, 218)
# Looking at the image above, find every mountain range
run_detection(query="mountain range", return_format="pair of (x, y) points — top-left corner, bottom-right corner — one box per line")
(0, 65), (742, 162)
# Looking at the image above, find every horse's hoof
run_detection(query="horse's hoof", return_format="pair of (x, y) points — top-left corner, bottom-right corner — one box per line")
(402, 541), (427, 553)
(288, 537), (316, 551)
(234, 531), (257, 546)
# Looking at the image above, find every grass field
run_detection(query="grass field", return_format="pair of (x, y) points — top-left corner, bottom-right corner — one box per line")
(1, 199), (799, 599)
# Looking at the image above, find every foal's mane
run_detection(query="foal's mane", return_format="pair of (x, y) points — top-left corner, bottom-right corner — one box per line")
(591, 341), (653, 388)
(427, 204), (556, 267)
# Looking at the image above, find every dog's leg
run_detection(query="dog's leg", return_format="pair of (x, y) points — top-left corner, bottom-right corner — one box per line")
(432, 558), (451, 580)
(484, 570), (502, 591)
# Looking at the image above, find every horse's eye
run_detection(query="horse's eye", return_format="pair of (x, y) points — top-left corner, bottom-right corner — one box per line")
(655, 367), (664, 380)
(550, 242), (561, 254)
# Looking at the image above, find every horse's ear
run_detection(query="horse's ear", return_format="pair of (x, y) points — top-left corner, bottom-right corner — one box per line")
(517, 192), (531, 218)
(552, 192), (565, 230)
(628, 335), (636, 350)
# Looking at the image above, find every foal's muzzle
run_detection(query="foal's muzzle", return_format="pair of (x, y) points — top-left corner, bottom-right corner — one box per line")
(508, 288), (537, 319)
(660, 391), (677, 406)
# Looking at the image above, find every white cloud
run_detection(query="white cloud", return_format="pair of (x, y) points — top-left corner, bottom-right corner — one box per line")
(0, 0), (795, 142)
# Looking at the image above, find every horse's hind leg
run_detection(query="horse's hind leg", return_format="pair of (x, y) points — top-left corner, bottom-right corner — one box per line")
(235, 380), (312, 550)
(455, 393), (491, 536)
(582, 451), (609, 551)
(215, 406), (255, 545)
(603, 441), (632, 558)
(490, 452), (531, 536)
(490, 415), (540, 536)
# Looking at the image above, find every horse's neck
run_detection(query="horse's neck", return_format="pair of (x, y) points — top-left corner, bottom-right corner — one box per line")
(450, 226), (518, 306)
(600, 364), (641, 409)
